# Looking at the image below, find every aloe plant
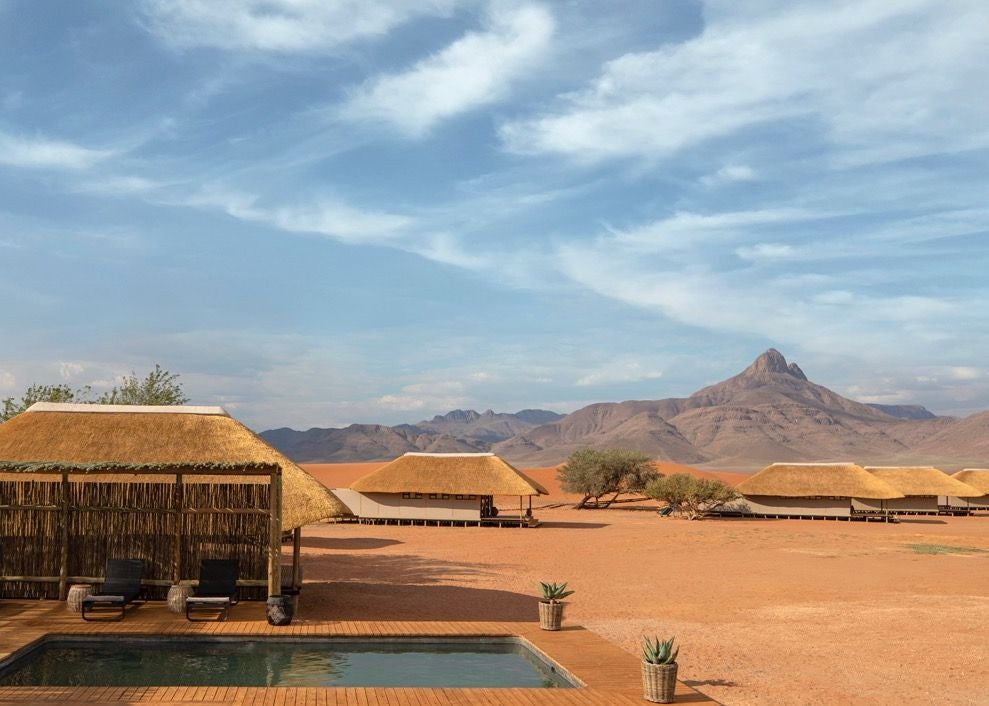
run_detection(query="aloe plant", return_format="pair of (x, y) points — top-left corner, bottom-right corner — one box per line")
(642, 635), (678, 665)
(538, 581), (575, 603)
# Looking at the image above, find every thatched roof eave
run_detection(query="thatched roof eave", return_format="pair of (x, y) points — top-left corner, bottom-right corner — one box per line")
(865, 466), (983, 498)
(737, 462), (904, 500)
(351, 452), (547, 496)
(0, 405), (351, 528)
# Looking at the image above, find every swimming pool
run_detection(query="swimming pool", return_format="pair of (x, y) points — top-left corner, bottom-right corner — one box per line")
(0, 636), (577, 688)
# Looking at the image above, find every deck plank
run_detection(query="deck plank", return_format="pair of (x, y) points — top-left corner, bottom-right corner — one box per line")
(0, 600), (714, 705)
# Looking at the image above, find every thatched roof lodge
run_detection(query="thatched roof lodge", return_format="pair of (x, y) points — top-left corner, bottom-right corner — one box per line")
(948, 469), (989, 511)
(336, 452), (547, 526)
(860, 466), (982, 514)
(735, 462), (904, 519)
(0, 403), (348, 600)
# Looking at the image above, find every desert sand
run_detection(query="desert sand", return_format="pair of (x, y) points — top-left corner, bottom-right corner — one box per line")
(301, 463), (989, 705)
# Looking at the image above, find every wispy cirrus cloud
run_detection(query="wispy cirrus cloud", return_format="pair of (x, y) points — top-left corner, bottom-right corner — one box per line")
(138, 0), (462, 53)
(500, 1), (989, 164)
(0, 132), (112, 170)
(188, 187), (414, 245)
(341, 3), (554, 136)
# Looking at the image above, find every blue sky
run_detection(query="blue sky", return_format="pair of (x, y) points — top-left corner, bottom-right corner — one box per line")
(1, 0), (987, 430)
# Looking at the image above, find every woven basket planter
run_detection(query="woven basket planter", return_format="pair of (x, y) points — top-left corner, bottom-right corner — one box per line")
(65, 584), (93, 613)
(538, 600), (564, 630)
(167, 584), (191, 614)
(641, 661), (678, 703)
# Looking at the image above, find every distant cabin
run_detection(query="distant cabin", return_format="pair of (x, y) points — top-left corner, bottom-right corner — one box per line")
(861, 466), (982, 515)
(943, 469), (989, 513)
(734, 462), (904, 520)
(334, 452), (547, 526)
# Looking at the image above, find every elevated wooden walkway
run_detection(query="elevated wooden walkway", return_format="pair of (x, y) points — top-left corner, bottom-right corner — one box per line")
(0, 601), (715, 705)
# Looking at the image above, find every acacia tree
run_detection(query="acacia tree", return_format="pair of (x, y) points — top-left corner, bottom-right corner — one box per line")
(0, 383), (92, 422)
(97, 364), (189, 405)
(557, 448), (660, 509)
(645, 473), (739, 520)
(1, 364), (188, 422)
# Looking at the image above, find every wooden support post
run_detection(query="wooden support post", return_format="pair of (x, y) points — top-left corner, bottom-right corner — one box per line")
(519, 496), (524, 528)
(292, 527), (302, 591)
(268, 469), (282, 597)
(58, 473), (70, 600)
(173, 474), (183, 584)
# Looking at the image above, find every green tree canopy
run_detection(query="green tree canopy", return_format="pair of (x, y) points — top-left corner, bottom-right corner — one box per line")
(557, 448), (660, 509)
(97, 364), (189, 406)
(1, 364), (189, 422)
(645, 473), (740, 520)
(1, 383), (91, 422)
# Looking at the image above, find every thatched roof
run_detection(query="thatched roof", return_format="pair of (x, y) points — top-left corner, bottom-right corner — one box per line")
(952, 469), (989, 494)
(864, 466), (983, 498)
(350, 452), (548, 496)
(0, 403), (349, 528)
(736, 462), (904, 499)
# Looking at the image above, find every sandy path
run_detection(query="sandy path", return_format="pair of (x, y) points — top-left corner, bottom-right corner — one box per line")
(298, 464), (989, 705)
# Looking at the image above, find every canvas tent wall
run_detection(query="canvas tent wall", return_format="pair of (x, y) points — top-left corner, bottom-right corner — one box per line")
(860, 466), (982, 514)
(946, 469), (989, 511)
(0, 403), (348, 600)
(344, 452), (547, 524)
(735, 462), (904, 519)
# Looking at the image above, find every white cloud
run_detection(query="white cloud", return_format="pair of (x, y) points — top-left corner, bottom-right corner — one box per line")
(949, 367), (982, 381)
(701, 164), (758, 186)
(341, 3), (554, 136)
(58, 362), (85, 380)
(376, 380), (467, 412)
(75, 175), (160, 195)
(554, 210), (980, 365)
(0, 370), (15, 391)
(607, 208), (822, 254)
(411, 232), (490, 270)
(191, 188), (414, 245)
(0, 132), (112, 170)
(139, 0), (461, 53)
(500, 1), (989, 164)
(735, 243), (795, 262)
(575, 360), (663, 387)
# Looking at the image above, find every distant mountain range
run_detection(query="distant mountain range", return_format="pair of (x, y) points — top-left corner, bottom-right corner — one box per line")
(261, 350), (989, 469)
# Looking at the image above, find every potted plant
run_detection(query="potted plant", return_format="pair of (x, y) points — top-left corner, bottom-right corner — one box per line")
(641, 635), (679, 703)
(537, 581), (574, 630)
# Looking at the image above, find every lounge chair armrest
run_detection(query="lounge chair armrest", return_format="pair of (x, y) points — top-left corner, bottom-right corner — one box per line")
(83, 594), (125, 604)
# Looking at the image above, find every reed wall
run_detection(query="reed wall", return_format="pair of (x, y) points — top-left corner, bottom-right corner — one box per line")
(0, 478), (270, 600)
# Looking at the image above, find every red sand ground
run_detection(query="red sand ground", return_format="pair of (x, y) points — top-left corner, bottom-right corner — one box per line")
(301, 463), (989, 705)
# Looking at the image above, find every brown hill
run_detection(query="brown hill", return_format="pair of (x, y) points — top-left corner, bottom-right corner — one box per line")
(260, 409), (562, 462)
(263, 350), (985, 470)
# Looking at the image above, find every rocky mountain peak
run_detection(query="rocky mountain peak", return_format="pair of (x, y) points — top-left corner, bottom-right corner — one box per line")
(787, 362), (808, 381)
(431, 409), (481, 424)
(743, 348), (796, 376)
(739, 349), (810, 381)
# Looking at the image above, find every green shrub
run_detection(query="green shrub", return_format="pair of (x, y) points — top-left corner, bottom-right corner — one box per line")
(645, 473), (739, 520)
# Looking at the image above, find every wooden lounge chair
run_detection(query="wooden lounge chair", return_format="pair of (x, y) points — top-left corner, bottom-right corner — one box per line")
(186, 559), (239, 621)
(81, 558), (144, 621)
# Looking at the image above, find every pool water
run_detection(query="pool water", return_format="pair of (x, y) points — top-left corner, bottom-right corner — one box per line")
(0, 638), (576, 688)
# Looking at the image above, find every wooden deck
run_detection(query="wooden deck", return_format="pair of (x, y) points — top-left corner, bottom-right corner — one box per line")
(0, 601), (715, 705)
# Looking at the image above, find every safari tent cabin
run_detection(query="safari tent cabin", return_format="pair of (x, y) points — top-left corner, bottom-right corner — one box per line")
(945, 469), (989, 512)
(861, 466), (982, 515)
(735, 462), (904, 519)
(0, 403), (348, 600)
(339, 452), (547, 526)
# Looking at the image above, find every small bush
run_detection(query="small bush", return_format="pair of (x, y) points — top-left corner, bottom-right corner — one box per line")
(645, 473), (739, 520)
